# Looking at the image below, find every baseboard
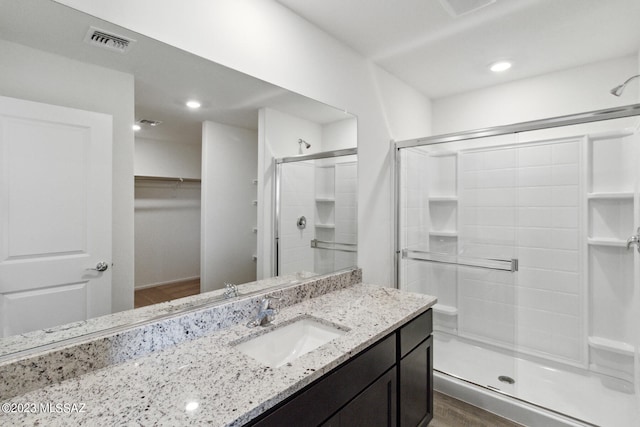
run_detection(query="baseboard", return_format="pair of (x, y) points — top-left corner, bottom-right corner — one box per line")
(134, 277), (200, 291)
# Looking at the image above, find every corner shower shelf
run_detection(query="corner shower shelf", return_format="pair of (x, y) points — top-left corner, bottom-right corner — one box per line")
(429, 231), (458, 237)
(588, 336), (634, 357)
(315, 197), (335, 203)
(432, 304), (458, 316)
(587, 238), (627, 247)
(428, 196), (458, 202)
(315, 223), (335, 229)
(587, 192), (633, 200)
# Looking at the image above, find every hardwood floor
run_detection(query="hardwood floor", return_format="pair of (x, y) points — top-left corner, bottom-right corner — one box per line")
(432, 392), (524, 427)
(134, 279), (200, 308)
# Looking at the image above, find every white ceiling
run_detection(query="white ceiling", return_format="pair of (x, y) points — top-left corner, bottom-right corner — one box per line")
(0, 0), (351, 143)
(276, 0), (640, 99)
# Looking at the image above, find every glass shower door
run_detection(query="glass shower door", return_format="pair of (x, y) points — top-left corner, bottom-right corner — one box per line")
(396, 114), (640, 426)
(398, 135), (520, 392)
(276, 153), (357, 277)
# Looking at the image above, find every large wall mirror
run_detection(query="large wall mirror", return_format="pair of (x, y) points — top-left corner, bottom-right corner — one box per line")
(0, 0), (357, 357)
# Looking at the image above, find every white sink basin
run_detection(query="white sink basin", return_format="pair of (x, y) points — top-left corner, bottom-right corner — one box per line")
(233, 316), (347, 368)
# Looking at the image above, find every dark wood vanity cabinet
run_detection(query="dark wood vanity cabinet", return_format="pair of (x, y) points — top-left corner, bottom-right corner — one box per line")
(248, 309), (433, 427)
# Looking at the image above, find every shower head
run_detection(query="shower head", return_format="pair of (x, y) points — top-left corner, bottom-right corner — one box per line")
(298, 138), (311, 149)
(610, 74), (640, 96)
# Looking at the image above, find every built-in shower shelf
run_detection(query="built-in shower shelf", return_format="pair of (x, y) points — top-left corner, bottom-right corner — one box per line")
(315, 223), (335, 229)
(429, 230), (458, 237)
(433, 304), (458, 316)
(315, 197), (335, 203)
(588, 336), (634, 356)
(428, 196), (458, 202)
(587, 192), (633, 200)
(587, 238), (627, 247)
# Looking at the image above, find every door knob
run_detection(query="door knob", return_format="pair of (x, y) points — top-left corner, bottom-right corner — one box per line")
(89, 262), (109, 272)
(627, 228), (640, 254)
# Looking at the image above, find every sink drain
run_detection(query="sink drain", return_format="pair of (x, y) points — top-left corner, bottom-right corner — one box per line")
(498, 375), (515, 384)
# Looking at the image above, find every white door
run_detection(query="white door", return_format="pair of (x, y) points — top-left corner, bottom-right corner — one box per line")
(0, 95), (112, 337)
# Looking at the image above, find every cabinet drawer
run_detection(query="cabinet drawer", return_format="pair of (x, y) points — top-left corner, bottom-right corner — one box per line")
(250, 333), (396, 427)
(399, 309), (432, 358)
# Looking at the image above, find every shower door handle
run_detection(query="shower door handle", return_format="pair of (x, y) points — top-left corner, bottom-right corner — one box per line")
(627, 228), (640, 253)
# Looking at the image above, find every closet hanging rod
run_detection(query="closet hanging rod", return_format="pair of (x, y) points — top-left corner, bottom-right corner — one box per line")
(310, 239), (357, 253)
(402, 249), (518, 272)
(134, 175), (201, 183)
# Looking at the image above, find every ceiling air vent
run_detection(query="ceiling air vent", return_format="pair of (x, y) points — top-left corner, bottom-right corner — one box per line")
(84, 26), (135, 53)
(438, 0), (496, 17)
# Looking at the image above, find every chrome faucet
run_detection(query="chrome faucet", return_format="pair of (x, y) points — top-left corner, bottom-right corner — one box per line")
(223, 282), (238, 299)
(247, 296), (280, 327)
(627, 227), (640, 253)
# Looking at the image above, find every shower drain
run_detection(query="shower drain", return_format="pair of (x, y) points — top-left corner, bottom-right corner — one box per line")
(498, 375), (515, 384)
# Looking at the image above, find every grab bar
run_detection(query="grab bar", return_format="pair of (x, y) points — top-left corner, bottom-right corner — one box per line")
(402, 249), (518, 272)
(311, 239), (357, 253)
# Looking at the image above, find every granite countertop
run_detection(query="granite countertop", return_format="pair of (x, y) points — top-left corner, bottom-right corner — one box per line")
(0, 283), (435, 426)
(0, 272), (317, 358)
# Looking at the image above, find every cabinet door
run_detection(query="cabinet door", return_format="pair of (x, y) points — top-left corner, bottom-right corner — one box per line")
(400, 336), (433, 427)
(325, 367), (397, 427)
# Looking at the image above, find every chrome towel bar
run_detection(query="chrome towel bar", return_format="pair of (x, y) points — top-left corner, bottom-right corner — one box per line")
(310, 239), (357, 253)
(402, 249), (518, 272)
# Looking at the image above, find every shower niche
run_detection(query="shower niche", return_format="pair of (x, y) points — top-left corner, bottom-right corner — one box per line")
(586, 130), (637, 382)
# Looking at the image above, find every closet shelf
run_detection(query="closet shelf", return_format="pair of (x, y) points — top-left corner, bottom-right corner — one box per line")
(587, 192), (633, 200)
(135, 175), (201, 183)
(587, 238), (627, 247)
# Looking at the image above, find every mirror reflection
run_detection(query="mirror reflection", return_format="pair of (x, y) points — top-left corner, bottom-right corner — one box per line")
(0, 0), (357, 355)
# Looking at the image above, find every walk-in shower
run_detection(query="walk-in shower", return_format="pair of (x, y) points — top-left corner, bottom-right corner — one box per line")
(395, 105), (640, 426)
(274, 148), (357, 277)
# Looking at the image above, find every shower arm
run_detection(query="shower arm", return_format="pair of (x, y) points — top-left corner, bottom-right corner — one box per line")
(610, 74), (640, 96)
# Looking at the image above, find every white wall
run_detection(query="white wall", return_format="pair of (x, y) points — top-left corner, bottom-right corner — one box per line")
(54, 0), (433, 287)
(0, 39), (135, 312)
(134, 181), (201, 289)
(322, 118), (357, 152)
(201, 121), (258, 291)
(135, 137), (202, 179)
(432, 55), (640, 134)
(134, 136), (202, 289)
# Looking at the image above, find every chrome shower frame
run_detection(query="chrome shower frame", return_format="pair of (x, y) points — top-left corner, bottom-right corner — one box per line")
(393, 102), (640, 288)
(273, 147), (357, 276)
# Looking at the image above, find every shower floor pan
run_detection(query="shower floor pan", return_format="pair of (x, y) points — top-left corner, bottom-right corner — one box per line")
(434, 332), (638, 427)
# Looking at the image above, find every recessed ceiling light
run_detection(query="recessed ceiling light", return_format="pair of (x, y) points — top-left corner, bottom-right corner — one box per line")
(132, 124), (141, 131)
(490, 61), (512, 72)
(186, 100), (201, 109)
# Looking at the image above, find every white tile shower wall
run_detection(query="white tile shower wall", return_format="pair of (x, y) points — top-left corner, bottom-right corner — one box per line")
(400, 149), (459, 333)
(458, 139), (584, 364)
(314, 165), (335, 274)
(335, 162), (358, 270)
(279, 162), (315, 275)
(400, 149), (431, 293)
